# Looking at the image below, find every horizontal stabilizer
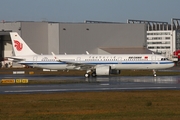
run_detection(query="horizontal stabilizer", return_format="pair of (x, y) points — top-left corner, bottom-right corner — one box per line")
(7, 57), (25, 62)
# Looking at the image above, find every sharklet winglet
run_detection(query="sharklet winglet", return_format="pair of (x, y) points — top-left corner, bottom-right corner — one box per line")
(51, 52), (62, 62)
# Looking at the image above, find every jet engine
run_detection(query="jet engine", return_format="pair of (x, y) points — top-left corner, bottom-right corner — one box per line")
(95, 66), (121, 76)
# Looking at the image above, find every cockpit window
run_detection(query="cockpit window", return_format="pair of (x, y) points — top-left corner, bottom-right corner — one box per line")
(161, 58), (169, 61)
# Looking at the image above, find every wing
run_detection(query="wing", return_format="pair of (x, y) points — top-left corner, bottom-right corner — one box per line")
(65, 62), (95, 70)
(51, 52), (95, 70)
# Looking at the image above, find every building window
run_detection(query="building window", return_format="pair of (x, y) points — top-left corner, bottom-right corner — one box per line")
(165, 37), (170, 39)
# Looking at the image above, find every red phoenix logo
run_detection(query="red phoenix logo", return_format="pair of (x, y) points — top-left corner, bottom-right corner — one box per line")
(14, 40), (23, 51)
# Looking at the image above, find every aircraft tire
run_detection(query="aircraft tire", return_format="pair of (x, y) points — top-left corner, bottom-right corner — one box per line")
(92, 72), (97, 77)
(84, 73), (90, 78)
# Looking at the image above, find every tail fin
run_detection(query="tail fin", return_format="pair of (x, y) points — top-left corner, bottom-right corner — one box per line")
(10, 32), (37, 56)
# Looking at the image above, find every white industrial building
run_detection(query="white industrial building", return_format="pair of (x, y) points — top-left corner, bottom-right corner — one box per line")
(128, 19), (180, 61)
(147, 30), (174, 58)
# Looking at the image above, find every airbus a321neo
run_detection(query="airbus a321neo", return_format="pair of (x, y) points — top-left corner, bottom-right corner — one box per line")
(9, 32), (174, 77)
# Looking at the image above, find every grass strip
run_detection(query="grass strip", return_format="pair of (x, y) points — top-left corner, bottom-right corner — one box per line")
(0, 90), (180, 120)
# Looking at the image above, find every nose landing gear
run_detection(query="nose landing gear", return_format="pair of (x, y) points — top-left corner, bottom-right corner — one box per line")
(153, 70), (156, 77)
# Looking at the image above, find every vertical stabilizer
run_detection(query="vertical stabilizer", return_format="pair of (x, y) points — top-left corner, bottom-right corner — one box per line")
(10, 32), (37, 56)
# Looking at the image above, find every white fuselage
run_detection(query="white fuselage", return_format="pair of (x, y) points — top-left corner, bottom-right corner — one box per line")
(9, 32), (174, 77)
(16, 54), (174, 70)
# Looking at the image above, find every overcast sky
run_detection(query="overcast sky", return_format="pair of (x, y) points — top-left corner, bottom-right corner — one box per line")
(0, 0), (180, 23)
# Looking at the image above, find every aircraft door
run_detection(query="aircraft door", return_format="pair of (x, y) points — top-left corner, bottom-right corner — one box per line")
(118, 57), (122, 64)
(76, 57), (81, 62)
(151, 55), (156, 61)
(151, 55), (156, 64)
(33, 56), (38, 67)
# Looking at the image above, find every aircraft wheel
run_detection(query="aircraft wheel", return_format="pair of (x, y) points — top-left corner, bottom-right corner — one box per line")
(153, 70), (156, 77)
(84, 73), (90, 78)
(92, 72), (96, 77)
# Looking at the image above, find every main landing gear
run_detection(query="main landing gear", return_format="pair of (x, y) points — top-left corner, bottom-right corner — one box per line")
(84, 70), (96, 78)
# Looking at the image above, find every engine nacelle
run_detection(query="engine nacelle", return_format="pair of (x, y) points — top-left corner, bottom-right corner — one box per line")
(95, 66), (121, 76)
(96, 66), (110, 75)
(110, 70), (121, 74)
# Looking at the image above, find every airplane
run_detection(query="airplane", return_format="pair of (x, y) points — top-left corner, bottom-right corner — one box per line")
(9, 32), (174, 77)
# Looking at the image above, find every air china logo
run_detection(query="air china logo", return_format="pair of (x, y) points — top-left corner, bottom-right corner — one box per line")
(14, 40), (23, 51)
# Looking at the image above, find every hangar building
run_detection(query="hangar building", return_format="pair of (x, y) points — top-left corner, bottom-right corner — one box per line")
(0, 21), (147, 62)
